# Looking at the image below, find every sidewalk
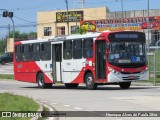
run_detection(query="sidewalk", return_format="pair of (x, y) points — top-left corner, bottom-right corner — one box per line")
(132, 81), (160, 86)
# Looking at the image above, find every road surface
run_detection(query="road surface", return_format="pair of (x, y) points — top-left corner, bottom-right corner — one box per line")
(0, 62), (13, 74)
(0, 80), (160, 120)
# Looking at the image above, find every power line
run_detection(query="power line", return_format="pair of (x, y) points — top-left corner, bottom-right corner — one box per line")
(14, 16), (36, 23)
(0, 24), (36, 29)
(86, 0), (143, 4)
(11, 1), (66, 11)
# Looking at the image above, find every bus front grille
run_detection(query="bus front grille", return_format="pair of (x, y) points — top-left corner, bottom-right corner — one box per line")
(122, 76), (140, 80)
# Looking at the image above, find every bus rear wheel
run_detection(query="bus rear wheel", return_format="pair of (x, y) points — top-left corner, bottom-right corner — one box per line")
(119, 82), (131, 89)
(1, 60), (6, 65)
(37, 73), (52, 88)
(65, 83), (79, 89)
(85, 72), (97, 90)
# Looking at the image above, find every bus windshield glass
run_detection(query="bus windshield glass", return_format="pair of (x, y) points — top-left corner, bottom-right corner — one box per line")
(108, 41), (146, 65)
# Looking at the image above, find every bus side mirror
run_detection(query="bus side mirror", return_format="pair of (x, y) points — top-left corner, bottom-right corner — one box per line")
(106, 43), (109, 50)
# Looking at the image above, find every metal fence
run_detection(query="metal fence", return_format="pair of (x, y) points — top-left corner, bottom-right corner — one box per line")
(145, 29), (160, 85)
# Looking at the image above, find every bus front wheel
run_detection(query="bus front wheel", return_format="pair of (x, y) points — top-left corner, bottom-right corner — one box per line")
(85, 72), (97, 90)
(119, 82), (131, 89)
(37, 73), (52, 88)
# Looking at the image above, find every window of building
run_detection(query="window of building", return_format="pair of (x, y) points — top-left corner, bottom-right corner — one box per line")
(73, 39), (82, 59)
(40, 43), (51, 60)
(63, 40), (72, 59)
(44, 27), (52, 36)
(71, 26), (79, 34)
(83, 38), (93, 58)
(57, 26), (65, 35)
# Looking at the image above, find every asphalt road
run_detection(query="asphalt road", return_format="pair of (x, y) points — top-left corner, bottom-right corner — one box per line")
(0, 80), (160, 120)
(0, 62), (14, 74)
(1, 63), (160, 120)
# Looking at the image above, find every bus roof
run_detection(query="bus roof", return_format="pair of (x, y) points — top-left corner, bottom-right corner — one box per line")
(15, 30), (144, 45)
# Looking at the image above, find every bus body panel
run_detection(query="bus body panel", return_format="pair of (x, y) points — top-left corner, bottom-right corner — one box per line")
(14, 31), (148, 87)
(107, 71), (149, 83)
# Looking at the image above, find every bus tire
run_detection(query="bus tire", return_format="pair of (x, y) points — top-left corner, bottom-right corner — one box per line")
(1, 60), (6, 65)
(65, 83), (79, 89)
(119, 82), (131, 89)
(85, 72), (97, 90)
(37, 73), (48, 88)
(46, 83), (52, 88)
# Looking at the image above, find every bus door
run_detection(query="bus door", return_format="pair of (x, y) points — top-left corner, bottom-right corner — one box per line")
(95, 40), (106, 81)
(52, 43), (62, 82)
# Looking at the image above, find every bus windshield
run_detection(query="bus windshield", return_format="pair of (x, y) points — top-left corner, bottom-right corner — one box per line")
(108, 41), (146, 66)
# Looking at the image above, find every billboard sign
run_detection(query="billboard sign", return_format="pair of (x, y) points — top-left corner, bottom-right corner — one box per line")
(80, 16), (160, 31)
(56, 11), (83, 23)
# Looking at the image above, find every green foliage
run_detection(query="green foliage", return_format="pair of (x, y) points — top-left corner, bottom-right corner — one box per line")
(0, 38), (7, 54)
(9, 31), (37, 40)
(149, 50), (160, 71)
(77, 27), (87, 34)
(0, 31), (37, 53)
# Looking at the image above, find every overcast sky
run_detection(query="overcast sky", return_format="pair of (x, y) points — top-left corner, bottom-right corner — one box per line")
(0, 0), (160, 38)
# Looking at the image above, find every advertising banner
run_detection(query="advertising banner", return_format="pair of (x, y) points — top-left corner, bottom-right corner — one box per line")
(80, 16), (160, 31)
(56, 11), (83, 23)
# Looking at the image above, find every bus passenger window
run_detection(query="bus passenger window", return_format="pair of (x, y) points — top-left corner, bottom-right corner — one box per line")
(40, 43), (51, 61)
(83, 38), (93, 58)
(63, 41), (72, 60)
(15, 45), (22, 62)
(21, 44), (30, 61)
(32, 44), (40, 61)
(65, 51), (71, 59)
(87, 49), (93, 57)
(73, 39), (82, 59)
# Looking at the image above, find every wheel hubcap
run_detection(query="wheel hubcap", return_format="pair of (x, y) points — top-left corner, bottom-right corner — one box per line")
(87, 76), (92, 86)
(39, 76), (43, 86)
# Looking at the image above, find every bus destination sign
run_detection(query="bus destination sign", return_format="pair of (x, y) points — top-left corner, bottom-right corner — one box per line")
(115, 34), (139, 39)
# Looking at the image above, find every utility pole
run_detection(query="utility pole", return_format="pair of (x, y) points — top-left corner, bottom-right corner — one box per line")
(65, 0), (69, 35)
(82, 0), (85, 8)
(121, 0), (124, 30)
(8, 24), (10, 37)
(147, 0), (150, 53)
(147, 0), (150, 79)
(11, 17), (15, 42)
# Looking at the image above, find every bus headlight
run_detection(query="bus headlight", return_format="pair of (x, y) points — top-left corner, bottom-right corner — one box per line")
(108, 67), (121, 75)
(140, 68), (148, 75)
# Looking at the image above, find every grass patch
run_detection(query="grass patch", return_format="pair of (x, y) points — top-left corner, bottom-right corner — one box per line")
(0, 74), (14, 79)
(0, 52), (3, 56)
(149, 50), (160, 71)
(0, 93), (40, 120)
(150, 77), (160, 83)
(39, 107), (49, 120)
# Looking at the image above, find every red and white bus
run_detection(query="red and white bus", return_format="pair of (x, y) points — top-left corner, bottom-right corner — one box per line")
(14, 31), (148, 90)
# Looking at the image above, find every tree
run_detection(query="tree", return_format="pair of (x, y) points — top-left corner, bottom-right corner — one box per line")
(0, 38), (7, 54)
(0, 31), (37, 54)
(77, 27), (87, 34)
(9, 31), (37, 40)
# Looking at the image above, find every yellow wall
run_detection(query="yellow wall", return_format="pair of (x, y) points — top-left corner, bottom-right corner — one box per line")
(7, 38), (14, 52)
(37, 7), (109, 38)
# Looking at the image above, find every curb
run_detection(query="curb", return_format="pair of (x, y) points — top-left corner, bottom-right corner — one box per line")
(31, 101), (54, 120)
(31, 101), (43, 120)
(131, 82), (160, 86)
(42, 102), (54, 120)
